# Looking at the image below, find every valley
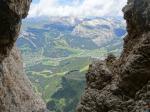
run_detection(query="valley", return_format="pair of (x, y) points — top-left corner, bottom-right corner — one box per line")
(17, 16), (126, 112)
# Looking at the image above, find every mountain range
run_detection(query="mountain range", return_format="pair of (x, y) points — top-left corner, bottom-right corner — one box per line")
(17, 16), (126, 112)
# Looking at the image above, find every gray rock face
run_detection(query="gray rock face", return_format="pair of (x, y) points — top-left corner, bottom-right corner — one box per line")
(77, 0), (150, 112)
(0, 0), (31, 56)
(0, 0), (46, 112)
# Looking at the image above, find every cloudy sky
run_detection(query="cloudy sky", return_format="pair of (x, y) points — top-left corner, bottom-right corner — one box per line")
(29, 0), (127, 18)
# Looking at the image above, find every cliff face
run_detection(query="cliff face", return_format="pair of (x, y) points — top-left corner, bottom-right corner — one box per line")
(77, 0), (150, 112)
(0, 0), (46, 112)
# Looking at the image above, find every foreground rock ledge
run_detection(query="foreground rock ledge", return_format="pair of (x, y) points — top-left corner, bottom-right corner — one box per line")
(0, 0), (46, 112)
(77, 0), (150, 112)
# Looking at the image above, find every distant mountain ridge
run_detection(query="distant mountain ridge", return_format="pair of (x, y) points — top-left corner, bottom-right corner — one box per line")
(18, 16), (126, 51)
(17, 16), (126, 112)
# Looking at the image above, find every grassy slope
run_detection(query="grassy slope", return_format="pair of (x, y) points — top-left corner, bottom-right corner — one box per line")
(18, 19), (123, 112)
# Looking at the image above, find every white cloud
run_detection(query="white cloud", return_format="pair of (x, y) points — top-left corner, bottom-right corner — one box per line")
(28, 0), (127, 18)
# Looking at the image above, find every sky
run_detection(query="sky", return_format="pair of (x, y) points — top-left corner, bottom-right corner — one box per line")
(29, 0), (127, 18)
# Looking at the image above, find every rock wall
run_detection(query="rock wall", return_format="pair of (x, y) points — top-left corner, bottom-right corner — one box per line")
(0, 0), (46, 112)
(77, 0), (150, 112)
